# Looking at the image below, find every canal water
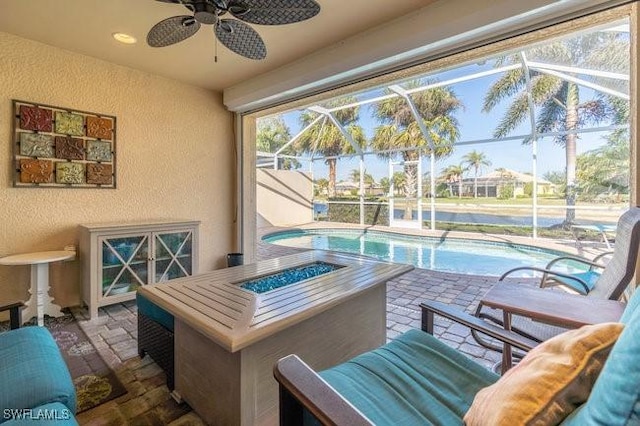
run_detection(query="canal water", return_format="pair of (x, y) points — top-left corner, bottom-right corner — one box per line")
(313, 203), (616, 227)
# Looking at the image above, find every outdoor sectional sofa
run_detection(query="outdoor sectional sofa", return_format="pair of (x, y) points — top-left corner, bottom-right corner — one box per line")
(275, 290), (640, 425)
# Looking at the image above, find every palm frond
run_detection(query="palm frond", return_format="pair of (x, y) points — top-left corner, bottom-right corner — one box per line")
(482, 68), (525, 112)
(529, 73), (563, 105)
(493, 94), (529, 138)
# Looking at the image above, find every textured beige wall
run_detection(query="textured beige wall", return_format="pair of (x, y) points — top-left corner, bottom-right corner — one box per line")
(256, 169), (313, 227)
(0, 32), (235, 310)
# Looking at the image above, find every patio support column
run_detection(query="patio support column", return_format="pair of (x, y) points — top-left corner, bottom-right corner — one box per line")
(360, 155), (365, 225)
(417, 154), (423, 228)
(430, 152), (436, 230)
(520, 52), (539, 239)
(388, 159), (394, 225)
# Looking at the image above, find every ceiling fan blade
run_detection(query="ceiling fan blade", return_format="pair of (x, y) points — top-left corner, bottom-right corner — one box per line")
(154, 0), (196, 12)
(228, 0), (321, 25)
(147, 15), (201, 47)
(214, 19), (266, 60)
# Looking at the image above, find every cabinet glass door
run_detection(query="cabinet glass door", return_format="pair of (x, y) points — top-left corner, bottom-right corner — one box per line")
(155, 230), (193, 282)
(101, 236), (149, 296)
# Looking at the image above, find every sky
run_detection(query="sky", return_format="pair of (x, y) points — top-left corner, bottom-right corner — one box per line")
(263, 22), (629, 184)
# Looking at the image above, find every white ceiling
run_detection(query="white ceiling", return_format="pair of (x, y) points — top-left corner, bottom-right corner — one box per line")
(0, 0), (435, 91)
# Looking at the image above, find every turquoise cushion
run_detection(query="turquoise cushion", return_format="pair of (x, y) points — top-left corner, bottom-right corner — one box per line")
(554, 271), (600, 295)
(3, 402), (77, 425)
(562, 291), (640, 425)
(318, 329), (499, 425)
(0, 327), (76, 422)
(136, 292), (174, 331)
(620, 289), (640, 324)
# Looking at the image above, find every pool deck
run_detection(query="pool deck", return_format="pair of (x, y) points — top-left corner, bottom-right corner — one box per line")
(258, 221), (610, 370)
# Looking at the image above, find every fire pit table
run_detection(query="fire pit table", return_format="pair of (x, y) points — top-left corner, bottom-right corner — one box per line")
(138, 250), (412, 425)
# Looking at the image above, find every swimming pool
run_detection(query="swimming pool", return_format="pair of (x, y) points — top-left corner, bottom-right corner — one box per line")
(263, 229), (583, 276)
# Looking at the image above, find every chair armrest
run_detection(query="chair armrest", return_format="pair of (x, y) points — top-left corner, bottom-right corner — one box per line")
(592, 251), (614, 264)
(0, 301), (24, 330)
(499, 266), (590, 293)
(274, 354), (374, 426)
(420, 300), (538, 352)
(545, 255), (606, 271)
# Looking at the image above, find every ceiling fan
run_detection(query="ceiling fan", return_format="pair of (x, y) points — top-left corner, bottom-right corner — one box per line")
(147, 0), (321, 60)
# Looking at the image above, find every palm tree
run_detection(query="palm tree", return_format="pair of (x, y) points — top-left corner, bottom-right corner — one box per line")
(379, 177), (391, 197)
(293, 97), (366, 197)
(314, 178), (329, 197)
(392, 172), (406, 197)
(422, 172), (431, 198)
(349, 169), (375, 194)
(439, 164), (465, 198)
(371, 79), (462, 218)
(482, 29), (629, 225)
(256, 117), (300, 170)
(462, 150), (491, 198)
(576, 135), (629, 200)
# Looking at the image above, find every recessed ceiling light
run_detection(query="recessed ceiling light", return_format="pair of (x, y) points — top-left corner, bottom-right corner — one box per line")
(112, 33), (137, 44)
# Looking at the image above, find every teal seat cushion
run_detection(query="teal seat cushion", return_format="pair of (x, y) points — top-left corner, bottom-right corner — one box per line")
(620, 289), (640, 324)
(0, 327), (76, 422)
(136, 292), (174, 331)
(554, 271), (600, 295)
(563, 291), (640, 425)
(3, 402), (78, 425)
(319, 329), (499, 426)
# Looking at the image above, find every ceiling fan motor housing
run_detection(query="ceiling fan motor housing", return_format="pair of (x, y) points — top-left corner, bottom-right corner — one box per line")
(193, 1), (218, 25)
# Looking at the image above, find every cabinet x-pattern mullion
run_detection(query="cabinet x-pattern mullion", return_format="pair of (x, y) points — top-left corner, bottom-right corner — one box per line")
(103, 236), (149, 294)
(155, 231), (192, 282)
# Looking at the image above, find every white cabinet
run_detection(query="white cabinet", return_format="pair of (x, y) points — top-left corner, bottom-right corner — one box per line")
(79, 220), (200, 319)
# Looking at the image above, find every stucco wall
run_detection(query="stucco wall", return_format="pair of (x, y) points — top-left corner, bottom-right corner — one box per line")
(257, 169), (312, 226)
(0, 32), (235, 310)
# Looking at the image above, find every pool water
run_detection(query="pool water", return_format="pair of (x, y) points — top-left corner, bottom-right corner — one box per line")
(263, 229), (586, 277)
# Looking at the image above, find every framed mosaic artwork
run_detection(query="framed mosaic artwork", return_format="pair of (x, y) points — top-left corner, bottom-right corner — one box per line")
(12, 100), (117, 188)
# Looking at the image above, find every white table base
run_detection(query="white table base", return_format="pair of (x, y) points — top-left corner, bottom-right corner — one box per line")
(0, 250), (74, 327)
(22, 263), (65, 326)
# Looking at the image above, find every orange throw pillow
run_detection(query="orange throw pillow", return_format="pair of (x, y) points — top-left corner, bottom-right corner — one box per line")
(464, 322), (623, 426)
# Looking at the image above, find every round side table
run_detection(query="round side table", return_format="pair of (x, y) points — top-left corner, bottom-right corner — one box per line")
(0, 250), (76, 326)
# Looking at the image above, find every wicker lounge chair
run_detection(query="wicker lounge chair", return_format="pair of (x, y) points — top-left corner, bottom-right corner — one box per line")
(473, 207), (640, 351)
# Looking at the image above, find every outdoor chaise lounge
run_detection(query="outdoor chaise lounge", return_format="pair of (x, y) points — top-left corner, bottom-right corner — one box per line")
(274, 291), (640, 426)
(472, 207), (640, 351)
(572, 223), (617, 249)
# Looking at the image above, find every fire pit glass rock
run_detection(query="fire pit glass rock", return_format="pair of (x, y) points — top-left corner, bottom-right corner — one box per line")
(239, 261), (342, 294)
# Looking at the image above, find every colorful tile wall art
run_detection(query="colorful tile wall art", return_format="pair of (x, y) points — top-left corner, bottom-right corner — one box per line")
(12, 100), (116, 188)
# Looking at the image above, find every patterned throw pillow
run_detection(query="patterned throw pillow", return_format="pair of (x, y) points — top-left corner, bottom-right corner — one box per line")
(464, 322), (624, 426)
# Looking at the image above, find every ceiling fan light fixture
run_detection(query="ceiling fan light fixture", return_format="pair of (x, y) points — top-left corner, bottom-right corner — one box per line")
(112, 32), (137, 44)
